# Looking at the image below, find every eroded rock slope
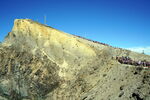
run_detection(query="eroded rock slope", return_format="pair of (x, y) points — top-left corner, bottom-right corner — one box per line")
(0, 19), (150, 100)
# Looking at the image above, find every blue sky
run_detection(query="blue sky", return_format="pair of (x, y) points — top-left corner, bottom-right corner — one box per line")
(0, 0), (150, 54)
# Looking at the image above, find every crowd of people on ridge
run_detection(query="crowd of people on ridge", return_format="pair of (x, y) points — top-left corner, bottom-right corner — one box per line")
(75, 35), (110, 46)
(73, 34), (150, 68)
(116, 56), (150, 67)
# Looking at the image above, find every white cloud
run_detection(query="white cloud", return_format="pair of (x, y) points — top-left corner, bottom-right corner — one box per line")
(126, 46), (150, 55)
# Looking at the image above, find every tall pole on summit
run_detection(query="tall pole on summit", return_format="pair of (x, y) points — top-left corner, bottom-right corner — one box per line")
(142, 50), (145, 54)
(44, 15), (47, 25)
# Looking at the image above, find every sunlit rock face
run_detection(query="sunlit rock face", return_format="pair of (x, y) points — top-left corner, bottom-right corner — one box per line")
(0, 19), (150, 100)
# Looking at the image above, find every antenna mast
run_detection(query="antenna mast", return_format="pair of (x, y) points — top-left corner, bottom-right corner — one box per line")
(142, 50), (145, 54)
(44, 15), (47, 25)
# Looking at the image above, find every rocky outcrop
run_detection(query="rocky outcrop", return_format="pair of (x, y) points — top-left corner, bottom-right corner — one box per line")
(0, 19), (150, 100)
(0, 45), (60, 100)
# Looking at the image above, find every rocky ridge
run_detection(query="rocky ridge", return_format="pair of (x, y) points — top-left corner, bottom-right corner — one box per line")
(0, 19), (150, 100)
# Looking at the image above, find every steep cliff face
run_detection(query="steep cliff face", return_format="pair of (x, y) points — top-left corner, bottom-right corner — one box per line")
(0, 19), (150, 100)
